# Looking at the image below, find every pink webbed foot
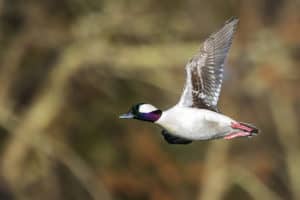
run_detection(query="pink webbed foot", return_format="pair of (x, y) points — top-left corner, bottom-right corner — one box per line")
(225, 122), (259, 140)
(224, 132), (251, 140)
(231, 122), (253, 132)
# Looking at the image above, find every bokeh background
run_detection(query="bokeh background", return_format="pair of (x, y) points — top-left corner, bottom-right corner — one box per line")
(0, 0), (299, 199)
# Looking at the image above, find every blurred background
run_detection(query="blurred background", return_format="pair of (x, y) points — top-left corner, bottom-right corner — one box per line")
(0, 0), (299, 199)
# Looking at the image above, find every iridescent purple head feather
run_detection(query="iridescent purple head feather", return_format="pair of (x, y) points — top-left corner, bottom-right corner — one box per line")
(119, 103), (162, 122)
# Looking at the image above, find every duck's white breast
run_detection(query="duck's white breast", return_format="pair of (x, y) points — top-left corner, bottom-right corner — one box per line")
(155, 106), (234, 140)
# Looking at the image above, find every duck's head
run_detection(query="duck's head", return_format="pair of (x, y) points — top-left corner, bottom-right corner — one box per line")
(119, 103), (162, 122)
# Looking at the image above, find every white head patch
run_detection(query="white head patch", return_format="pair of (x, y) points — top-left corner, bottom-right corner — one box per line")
(139, 104), (157, 113)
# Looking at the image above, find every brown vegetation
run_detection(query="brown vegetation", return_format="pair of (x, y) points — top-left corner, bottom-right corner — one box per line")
(0, 0), (299, 199)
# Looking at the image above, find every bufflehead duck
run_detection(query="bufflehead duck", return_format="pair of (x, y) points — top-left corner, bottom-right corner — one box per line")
(120, 17), (258, 144)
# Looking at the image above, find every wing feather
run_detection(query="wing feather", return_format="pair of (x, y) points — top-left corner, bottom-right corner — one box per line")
(178, 17), (238, 111)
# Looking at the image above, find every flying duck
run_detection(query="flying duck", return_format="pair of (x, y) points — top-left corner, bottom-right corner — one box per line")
(119, 17), (258, 144)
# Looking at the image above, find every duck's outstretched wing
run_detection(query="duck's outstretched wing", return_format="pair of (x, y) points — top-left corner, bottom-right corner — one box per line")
(177, 17), (238, 112)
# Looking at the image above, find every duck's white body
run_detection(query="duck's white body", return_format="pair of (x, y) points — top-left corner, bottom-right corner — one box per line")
(156, 106), (235, 140)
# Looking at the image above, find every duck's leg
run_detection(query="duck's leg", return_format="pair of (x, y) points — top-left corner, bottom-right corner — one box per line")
(224, 122), (259, 140)
(161, 130), (192, 144)
(224, 132), (251, 140)
(231, 122), (259, 134)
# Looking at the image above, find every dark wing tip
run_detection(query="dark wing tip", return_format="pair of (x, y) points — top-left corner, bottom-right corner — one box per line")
(220, 17), (239, 35)
(208, 16), (239, 42)
(225, 16), (239, 24)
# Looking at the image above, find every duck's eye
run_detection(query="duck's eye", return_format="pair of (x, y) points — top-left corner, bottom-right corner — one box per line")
(131, 105), (139, 114)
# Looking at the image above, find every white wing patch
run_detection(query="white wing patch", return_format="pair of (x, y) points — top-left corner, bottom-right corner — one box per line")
(139, 104), (158, 113)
